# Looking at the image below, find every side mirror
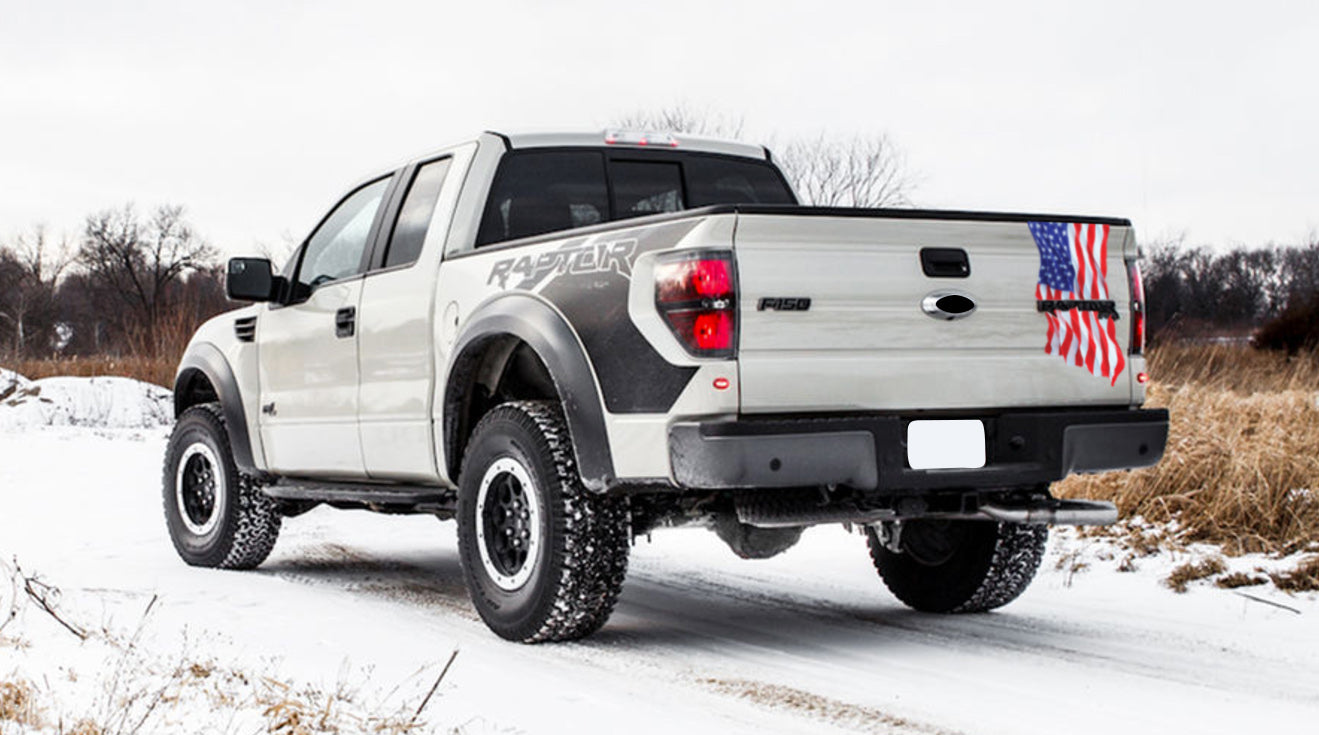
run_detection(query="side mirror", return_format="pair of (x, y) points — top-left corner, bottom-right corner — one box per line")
(226, 258), (283, 302)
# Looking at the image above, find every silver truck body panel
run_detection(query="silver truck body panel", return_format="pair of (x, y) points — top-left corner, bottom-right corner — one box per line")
(733, 215), (1142, 413)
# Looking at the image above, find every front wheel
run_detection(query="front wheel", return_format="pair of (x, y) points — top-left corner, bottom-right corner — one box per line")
(865, 519), (1047, 613)
(456, 401), (630, 643)
(162, 404), (281, 569)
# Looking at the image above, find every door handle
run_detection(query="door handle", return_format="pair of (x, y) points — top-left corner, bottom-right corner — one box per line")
(335, 307), (356, 338)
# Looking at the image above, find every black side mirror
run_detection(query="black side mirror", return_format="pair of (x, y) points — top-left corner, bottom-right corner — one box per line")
(226, 258), (283, 302)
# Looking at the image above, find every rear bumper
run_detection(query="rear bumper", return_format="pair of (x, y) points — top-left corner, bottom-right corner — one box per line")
(668, 408), (1168, 492)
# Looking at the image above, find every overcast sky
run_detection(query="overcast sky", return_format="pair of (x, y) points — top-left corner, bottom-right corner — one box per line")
(2, 0), (1315, 257)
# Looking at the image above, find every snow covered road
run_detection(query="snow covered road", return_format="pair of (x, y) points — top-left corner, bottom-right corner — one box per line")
(2, 427), (1317, 734)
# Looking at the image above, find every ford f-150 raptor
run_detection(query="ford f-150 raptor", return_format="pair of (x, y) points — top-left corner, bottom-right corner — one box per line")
(163, 130), (1168, 642)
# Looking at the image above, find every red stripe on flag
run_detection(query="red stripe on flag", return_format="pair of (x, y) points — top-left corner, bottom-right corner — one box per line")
(1068, 307), (1085, 367)
(1083, 311), (1097, 373)
(1107, 315), (1126, 386)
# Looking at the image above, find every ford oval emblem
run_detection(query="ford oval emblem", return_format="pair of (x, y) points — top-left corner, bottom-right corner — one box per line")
(921, 291), (978, 321)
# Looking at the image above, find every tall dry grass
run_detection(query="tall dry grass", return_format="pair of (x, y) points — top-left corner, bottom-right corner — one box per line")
(6, 308), (204, 388)
(12, 355), (177, 388)
(1058, 344), (1319, 556)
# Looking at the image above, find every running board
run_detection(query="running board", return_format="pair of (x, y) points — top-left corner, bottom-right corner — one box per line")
(263, 478), (456, 515)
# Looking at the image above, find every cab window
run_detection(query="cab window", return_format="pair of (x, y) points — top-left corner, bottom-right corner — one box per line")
(383, 158), (452, 269)
(291, 177), (390, 299)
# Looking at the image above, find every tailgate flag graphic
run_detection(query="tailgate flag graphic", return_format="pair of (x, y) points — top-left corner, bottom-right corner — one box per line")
(1029, 221), (1126, 386)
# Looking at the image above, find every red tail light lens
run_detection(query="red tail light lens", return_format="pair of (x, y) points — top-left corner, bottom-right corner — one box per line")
(1127, 260), (1146, 355)
(655, 253), (736, 357)
(657, 258), (733, 303)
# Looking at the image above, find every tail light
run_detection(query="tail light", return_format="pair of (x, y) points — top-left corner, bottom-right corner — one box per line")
(1127, 260), (1146, 355)
(655, 252), (736, 357)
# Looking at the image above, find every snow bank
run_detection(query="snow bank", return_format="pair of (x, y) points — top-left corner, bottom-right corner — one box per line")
(0, 369), (172, 430)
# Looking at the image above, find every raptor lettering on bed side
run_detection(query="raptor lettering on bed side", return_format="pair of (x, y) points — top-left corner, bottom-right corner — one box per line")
(487, 239), (638, 290)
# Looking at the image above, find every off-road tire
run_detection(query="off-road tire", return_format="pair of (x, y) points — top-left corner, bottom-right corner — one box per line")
(456, 401), (630, 643)
(865, 520), (1047, 613)
(163, 403), (281, 569)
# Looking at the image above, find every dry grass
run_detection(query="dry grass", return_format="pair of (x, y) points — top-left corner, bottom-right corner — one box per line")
(0, 678), (42, 728)
(11, 354), (177, 389)
(1165, 557), (1227, 593)
(1270, 556), (1319, 592)
(0, 556), (450, 734)
(1058, 344), (1319, 556)
(1146, 342), (1319, 393)
(1216, 571), (1268, 589)
(7, 306), (208, 389)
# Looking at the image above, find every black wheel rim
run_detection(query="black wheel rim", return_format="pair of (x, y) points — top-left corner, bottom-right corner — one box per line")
(475, 456), (542, 590)
(482, 470), (533, 576)
(176, 444), (221, 534)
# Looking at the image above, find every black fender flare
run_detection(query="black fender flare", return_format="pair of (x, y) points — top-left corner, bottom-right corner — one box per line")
(174, 343), (260, 474)
(445, 295), (614, 491)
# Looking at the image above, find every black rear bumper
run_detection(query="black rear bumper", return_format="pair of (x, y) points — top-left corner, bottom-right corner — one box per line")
(668, 408), (1168, 492)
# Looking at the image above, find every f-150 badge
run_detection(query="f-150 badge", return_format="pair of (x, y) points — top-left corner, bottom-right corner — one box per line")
(1029, 221), (1126, 386)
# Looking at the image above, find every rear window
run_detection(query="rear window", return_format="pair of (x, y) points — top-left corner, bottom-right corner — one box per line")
(476, 151), (609, 246)
(612, 160), (684, 219)
(684, 156), (796, 207)
(475, 149), (795, 247)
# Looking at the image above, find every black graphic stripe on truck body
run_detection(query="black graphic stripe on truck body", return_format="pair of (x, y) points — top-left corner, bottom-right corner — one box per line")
(484, 218), (703, 414)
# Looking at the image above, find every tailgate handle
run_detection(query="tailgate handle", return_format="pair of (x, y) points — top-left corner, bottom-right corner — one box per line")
(920, 248), (970, 278)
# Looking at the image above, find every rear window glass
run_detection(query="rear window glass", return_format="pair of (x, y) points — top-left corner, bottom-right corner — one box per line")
(476, 151), (608, 246)
(612, 160), (684, 219)
(685, 156), (796, 206)
(475, 149), (795, 247)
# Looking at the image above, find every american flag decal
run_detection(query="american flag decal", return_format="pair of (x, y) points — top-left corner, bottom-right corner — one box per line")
(1028, 221), (1126, 386)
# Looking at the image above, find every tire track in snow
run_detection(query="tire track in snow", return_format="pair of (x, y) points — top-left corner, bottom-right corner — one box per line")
(618, 564), (1319, 705)
(697, 677), (963, 735)
(258, 541), (479, 621)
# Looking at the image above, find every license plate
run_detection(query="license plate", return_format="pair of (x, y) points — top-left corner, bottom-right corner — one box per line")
(906, 420), (986, 470)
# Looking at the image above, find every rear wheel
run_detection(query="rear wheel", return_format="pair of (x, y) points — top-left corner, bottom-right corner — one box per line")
(162, 403), (281, 569)
(456, 401), (630, 643)
(865, 519), (1047, 613)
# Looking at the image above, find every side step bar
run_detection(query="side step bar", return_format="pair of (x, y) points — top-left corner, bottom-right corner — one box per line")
(263, 478), (456, 515)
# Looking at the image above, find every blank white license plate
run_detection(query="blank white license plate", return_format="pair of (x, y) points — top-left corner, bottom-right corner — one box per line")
(907, 420), (987, 470)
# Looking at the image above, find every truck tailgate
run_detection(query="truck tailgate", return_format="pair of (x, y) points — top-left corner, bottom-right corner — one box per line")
(733, 212), (1137, 413)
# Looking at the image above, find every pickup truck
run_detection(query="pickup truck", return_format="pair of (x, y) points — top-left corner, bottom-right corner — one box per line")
(164, 130), (1169, 642)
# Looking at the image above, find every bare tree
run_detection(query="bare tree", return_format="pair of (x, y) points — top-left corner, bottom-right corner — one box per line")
(77, 204), (217, 351)
(610, 102), (745, 139)
(611, 105), (916, 208)
(776, 133), (914, 207)
(0, 225), (71, 359)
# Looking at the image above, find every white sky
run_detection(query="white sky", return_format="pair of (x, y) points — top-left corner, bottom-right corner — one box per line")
(2, 0), (1316, 257)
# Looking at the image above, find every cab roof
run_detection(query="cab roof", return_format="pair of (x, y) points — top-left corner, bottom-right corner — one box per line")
(492, 130), (770, 160)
